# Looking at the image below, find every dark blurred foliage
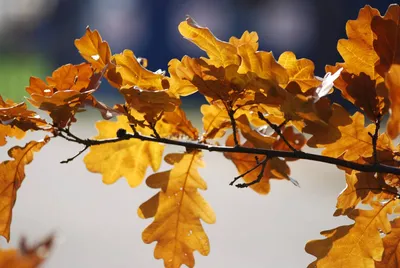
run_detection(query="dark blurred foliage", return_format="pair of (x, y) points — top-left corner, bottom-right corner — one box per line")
(0, 0), (396, 104)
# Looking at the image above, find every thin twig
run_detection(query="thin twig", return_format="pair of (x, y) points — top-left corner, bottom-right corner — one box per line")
(60, 145), (89, 164)
(56, 128), (400, 176)
(258, 112), (297, 152)
(369, 113), (381, 165)
(229, 156), (267, 186)
(228, 109), (239, 146)
(236, 158), (268, 188)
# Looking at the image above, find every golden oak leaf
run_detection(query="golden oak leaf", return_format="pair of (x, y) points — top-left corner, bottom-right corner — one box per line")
(306, 200), (400, 268)
(314, 111), (374, 161)
(83, 115), (164, 187)
(74, 27), (111, 72)
(277, 51), (321, 92)
(114, 49), (170, 90)
(336, 5), (381, 80)
(200, 102), (230, 140)
(334, 171), (396, 216)
(157, 107), (199, 140)
(237, 45), (288, 84)
(224, 134), (290, 194)
(0, 125), (25, 147)
(26, 63), (114, 127)
(272, 126), (306, 155)
(304, 103), (352, 147)
(372, 4), (400, 77)
(0, 95), (48, 132)
(0, 138), (49, 241)
(385, 64), (400, 139)
(178, 16), (240, 68)
(229, 31), (259, 51)
(167, 59), (198, 97)
(120, 86), (180, 123)
(138, 151), (215, 268)
(376, 217), (400, 267)
(0, 235), (53, 268)
(235, 114), (276, 149)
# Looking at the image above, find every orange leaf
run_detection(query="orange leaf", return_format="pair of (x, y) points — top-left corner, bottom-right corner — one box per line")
(278, 51), (320, 92)
(336, 5), (381, 80)
(167, 59), (198, 97)
(178, 17), (240, 68)
(200, 103), (231, 140)
(157, 107), (199, 140)
(334, 171), (396, 216)
(385, 64), (400, 139)
(0, 235), (53, 268)
(138, 151), (215, 268)
(0, 138), (49, 241)
(375, 217), (400, 267)
(74, 27), (111, 72)
(114, 49), (169, 90)
(372, 4), (400, 77)
(306, 200), (399, 268)
(229, 31), (259, 51)
(83, 115), (164, 187)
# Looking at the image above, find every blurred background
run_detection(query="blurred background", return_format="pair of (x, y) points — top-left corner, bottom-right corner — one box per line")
(0, 0), (397, 267)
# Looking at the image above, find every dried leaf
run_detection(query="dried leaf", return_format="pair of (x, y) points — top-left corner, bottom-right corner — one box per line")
(83, 115), (164, 187)
(138, 151), (215, 268)
(375, 217), (400, 267)
(385, 64), (400, 139)
(0, 138), (49, 241)
(200, 103), (230, 140)
(306, 200), (399, 268)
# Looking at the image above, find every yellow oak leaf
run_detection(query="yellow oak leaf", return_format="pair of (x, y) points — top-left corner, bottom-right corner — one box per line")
(83, 115), (164, 187)
(0, 138), (49, 241)
(138, 151), (215, 268)
(167, 59), (198, 97)
(200, 102), (230, 140)
(178, 16), (240, 68)
(278, 51), (321, 92)
(317, 111), (374, 161)
(376, 217), (400, 268)
(237, 45), (288, 84)
(156, 107), (199, 140)
(337, 5), (381, 80)
(114, 49), (169, 90)
(306, 200), (400, 268)
(74, 27), (111, 72)
(372, 4), (400, 76)
(0, 125), (25, 147)
(229, 31), (259, 51)
(334, 171), (397, 216)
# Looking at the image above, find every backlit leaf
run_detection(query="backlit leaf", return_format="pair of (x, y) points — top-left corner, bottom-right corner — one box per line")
(385, 64), (400, 139)
(0, 138), (49, 241)
(138, 151), (215, 268)
(83, 115), (164, 187)
(375, 217), (400, 267)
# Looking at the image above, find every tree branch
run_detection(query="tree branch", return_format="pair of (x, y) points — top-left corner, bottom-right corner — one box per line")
(369, 113), (381, 165)
(57, 127), (400, 176)
(229, 156), (267, 186)
(235, 157), (268, 188)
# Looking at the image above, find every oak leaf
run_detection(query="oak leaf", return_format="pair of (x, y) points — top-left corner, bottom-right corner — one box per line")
(372, 4), (400, 77)
(83, 115), (164, 187)
(0, 235), (53, 268)
(74, 27), (111, 72)
(138, 151), (215, 268)
(375, 217), (400, 267)
(0, 138), (49, 241)
(229, 31), (259, 51)
(157, 107), (199, 140)
(334, 171), (396, 216)
(385, 64), (400, 139)
(200, 102), (230, 140)
(278, 51), (320, 92)
(336, 5), (381, 80)
(114, 49), (170, 90)
(306, 200), (400, 268)
(178, 16), (240, 68)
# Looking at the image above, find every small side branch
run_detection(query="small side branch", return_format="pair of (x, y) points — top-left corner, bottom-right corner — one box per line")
(229, 156), (267, 186)
(258, 112), (297, 152)
(228, 109), (239, 146)
(60, 145), (89, 164)
(236, 157), (268, 188)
